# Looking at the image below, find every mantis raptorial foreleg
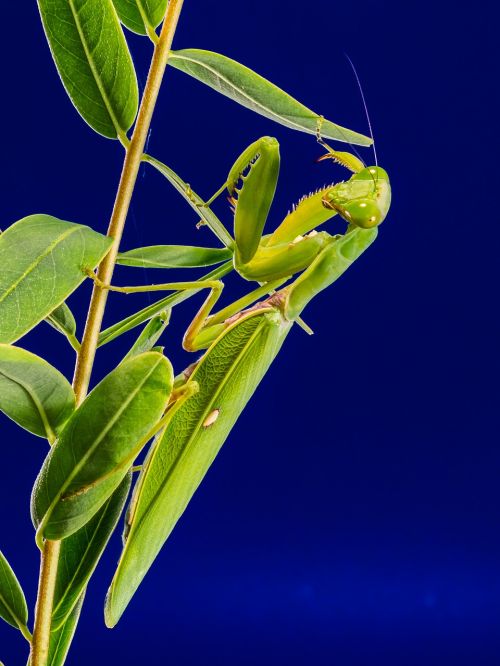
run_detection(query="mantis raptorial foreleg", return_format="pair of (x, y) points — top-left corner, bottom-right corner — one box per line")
(145, 133), (390, 284)
(101, 137), (390, 351)
(153, 134), (390, 278)
(105, 219), (384, 628)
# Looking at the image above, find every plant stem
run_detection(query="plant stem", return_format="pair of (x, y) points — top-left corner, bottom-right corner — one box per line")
(30, 2), (185, 664)
(73, 0), (185, 404)
(30, 540), (60, 664)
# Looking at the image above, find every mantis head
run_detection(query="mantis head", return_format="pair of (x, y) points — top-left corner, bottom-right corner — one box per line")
(323, 165), (391, 229)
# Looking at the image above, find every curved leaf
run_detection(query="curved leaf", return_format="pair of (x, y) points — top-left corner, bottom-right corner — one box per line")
(124, 315), (169, 361)
(118, 245), (232, 268)
(46, 303), (77, 339)
(52, 474), (131, 629)
(37, 0), (139, 138)
(105, 309), (292, 625)
(0, 215), (112, 344)
(144, 155), (235, 249)
(111, 0), (168, 35)
(169, 49), (372, 146)
(0, 550), (28, 633)
(31, 352), (173, 541)
(0, 345), (75, 441)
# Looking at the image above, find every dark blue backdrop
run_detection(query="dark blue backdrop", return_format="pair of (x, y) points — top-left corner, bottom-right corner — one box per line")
(1, 2), (497, 664)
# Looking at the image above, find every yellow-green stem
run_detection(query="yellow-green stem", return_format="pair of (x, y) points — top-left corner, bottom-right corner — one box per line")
(73, 0), (185, 403)
(30, 540), (60, 664)
(30, 2), (185, 664)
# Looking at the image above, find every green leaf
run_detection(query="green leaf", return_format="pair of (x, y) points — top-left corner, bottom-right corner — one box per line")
(45, 303), (77, 338)
(0, 215), (112, 344)
(37, 0), (139, 139)
(111, 0), (168, 35)
(98, 260), (233, 347)
(0, 550), (29, 633)
(105, 309), (292, 625)
(31, 352), (173, 541)
(144, 155), (235, 249)
(169, 49), (372, 146)
(0, 344), (76, 441)
(118, 244), (232, 268)
(47, 593), (84, 666)
(45, 303), (80, 352)
(124, 315), (169, 361)
(52, 474), (131, 629)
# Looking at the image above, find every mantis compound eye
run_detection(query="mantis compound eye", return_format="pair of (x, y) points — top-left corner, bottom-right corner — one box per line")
(342, 199), (383, 229)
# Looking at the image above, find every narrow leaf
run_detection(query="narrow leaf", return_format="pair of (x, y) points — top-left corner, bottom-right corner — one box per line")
(48, 593), (84, 666)
(144, 155), (235, 249)
(111, 0), (168, 35)
(31, 352), (173, 541)
(45, 303), (80, 352)
(37, 0), (139, 138)
(45, 303), (77, 338)
(0, 550), (29, 633)
(124, 315), (169, 361)
(0, 345), (75, 440)
(169, 49), (372, 146)
(118, 244), (232, 268)
(0, 215), (112, 344)
(52, 474), (131, 629)
(98, 260), (233, 347)
(105, 309), (292, 625)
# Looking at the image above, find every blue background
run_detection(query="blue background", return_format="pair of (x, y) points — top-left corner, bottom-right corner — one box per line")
(1, 1), (498, 664)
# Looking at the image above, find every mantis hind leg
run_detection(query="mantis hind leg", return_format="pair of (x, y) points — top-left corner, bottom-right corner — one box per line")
(84, 267), (285, 353)
(84, 267), (225, 352)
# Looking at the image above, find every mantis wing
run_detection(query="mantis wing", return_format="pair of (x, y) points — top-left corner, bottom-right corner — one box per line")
(105, 307), (292, 626)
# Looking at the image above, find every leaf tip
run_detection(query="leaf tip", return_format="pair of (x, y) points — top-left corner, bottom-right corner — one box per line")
(103, 587), (120, 629)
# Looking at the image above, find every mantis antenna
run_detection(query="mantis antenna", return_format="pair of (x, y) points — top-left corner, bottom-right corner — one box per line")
(344, 53), (378, 167)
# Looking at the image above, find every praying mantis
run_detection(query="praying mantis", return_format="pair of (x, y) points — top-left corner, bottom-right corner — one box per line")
(95, 136), (392, 624)
(32, 135), (392, 625)
(90, 134), (391, 352)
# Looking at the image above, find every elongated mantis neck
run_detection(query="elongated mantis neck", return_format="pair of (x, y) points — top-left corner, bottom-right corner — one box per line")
(29, 3), (185, 664)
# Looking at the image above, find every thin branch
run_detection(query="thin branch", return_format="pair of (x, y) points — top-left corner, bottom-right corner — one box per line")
(29, 3), (185, 663)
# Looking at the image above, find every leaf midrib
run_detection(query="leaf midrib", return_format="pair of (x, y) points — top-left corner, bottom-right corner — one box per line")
(125, 311), (273, 543)
(135, 0), (155, 32)
(0, 367), (58, 441)
(170, 51), (372, 145)
(0, 588), (19, 628)
(0, 226), (80, 305)
(170, 51), (318, 134)
(39, 356), (164, 532)
(109, 316), (274, 613)
(67, 0), (123, 137)
(0, 556), (26, 631)
(52, 500), (112, 622)
(146, 156), (235, 249)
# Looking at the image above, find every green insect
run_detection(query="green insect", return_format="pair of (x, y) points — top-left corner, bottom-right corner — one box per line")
(99, 134), (391, 349)
(225, 135), (390, 280)
(102, 222), (384, 627)
(80, 136), (392, 625)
